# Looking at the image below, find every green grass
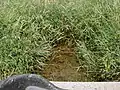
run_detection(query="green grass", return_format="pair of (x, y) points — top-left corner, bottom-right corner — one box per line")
(0, 0), (120, 81)
(75, 0), (120, 81)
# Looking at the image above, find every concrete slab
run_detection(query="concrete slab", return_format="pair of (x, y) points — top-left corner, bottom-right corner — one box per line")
(51, 82), (120, 90)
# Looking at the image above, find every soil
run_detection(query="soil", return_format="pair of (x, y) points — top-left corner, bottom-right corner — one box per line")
(41, 44), (88, 81)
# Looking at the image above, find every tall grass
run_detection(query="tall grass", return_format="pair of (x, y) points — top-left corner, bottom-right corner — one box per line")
(0, 0), (120, 81)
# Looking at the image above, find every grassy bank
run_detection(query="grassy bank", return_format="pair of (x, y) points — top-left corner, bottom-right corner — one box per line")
(0, 0), (120, 81)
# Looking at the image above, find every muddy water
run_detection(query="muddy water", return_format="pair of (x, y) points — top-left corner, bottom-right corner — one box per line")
(41, 44), (88, 81)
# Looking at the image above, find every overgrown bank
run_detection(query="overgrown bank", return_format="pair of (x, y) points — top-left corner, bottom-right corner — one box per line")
(0, 0), (120, 81)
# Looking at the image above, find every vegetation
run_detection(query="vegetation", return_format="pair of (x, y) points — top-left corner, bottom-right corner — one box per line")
(0, 0), (120, 81)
